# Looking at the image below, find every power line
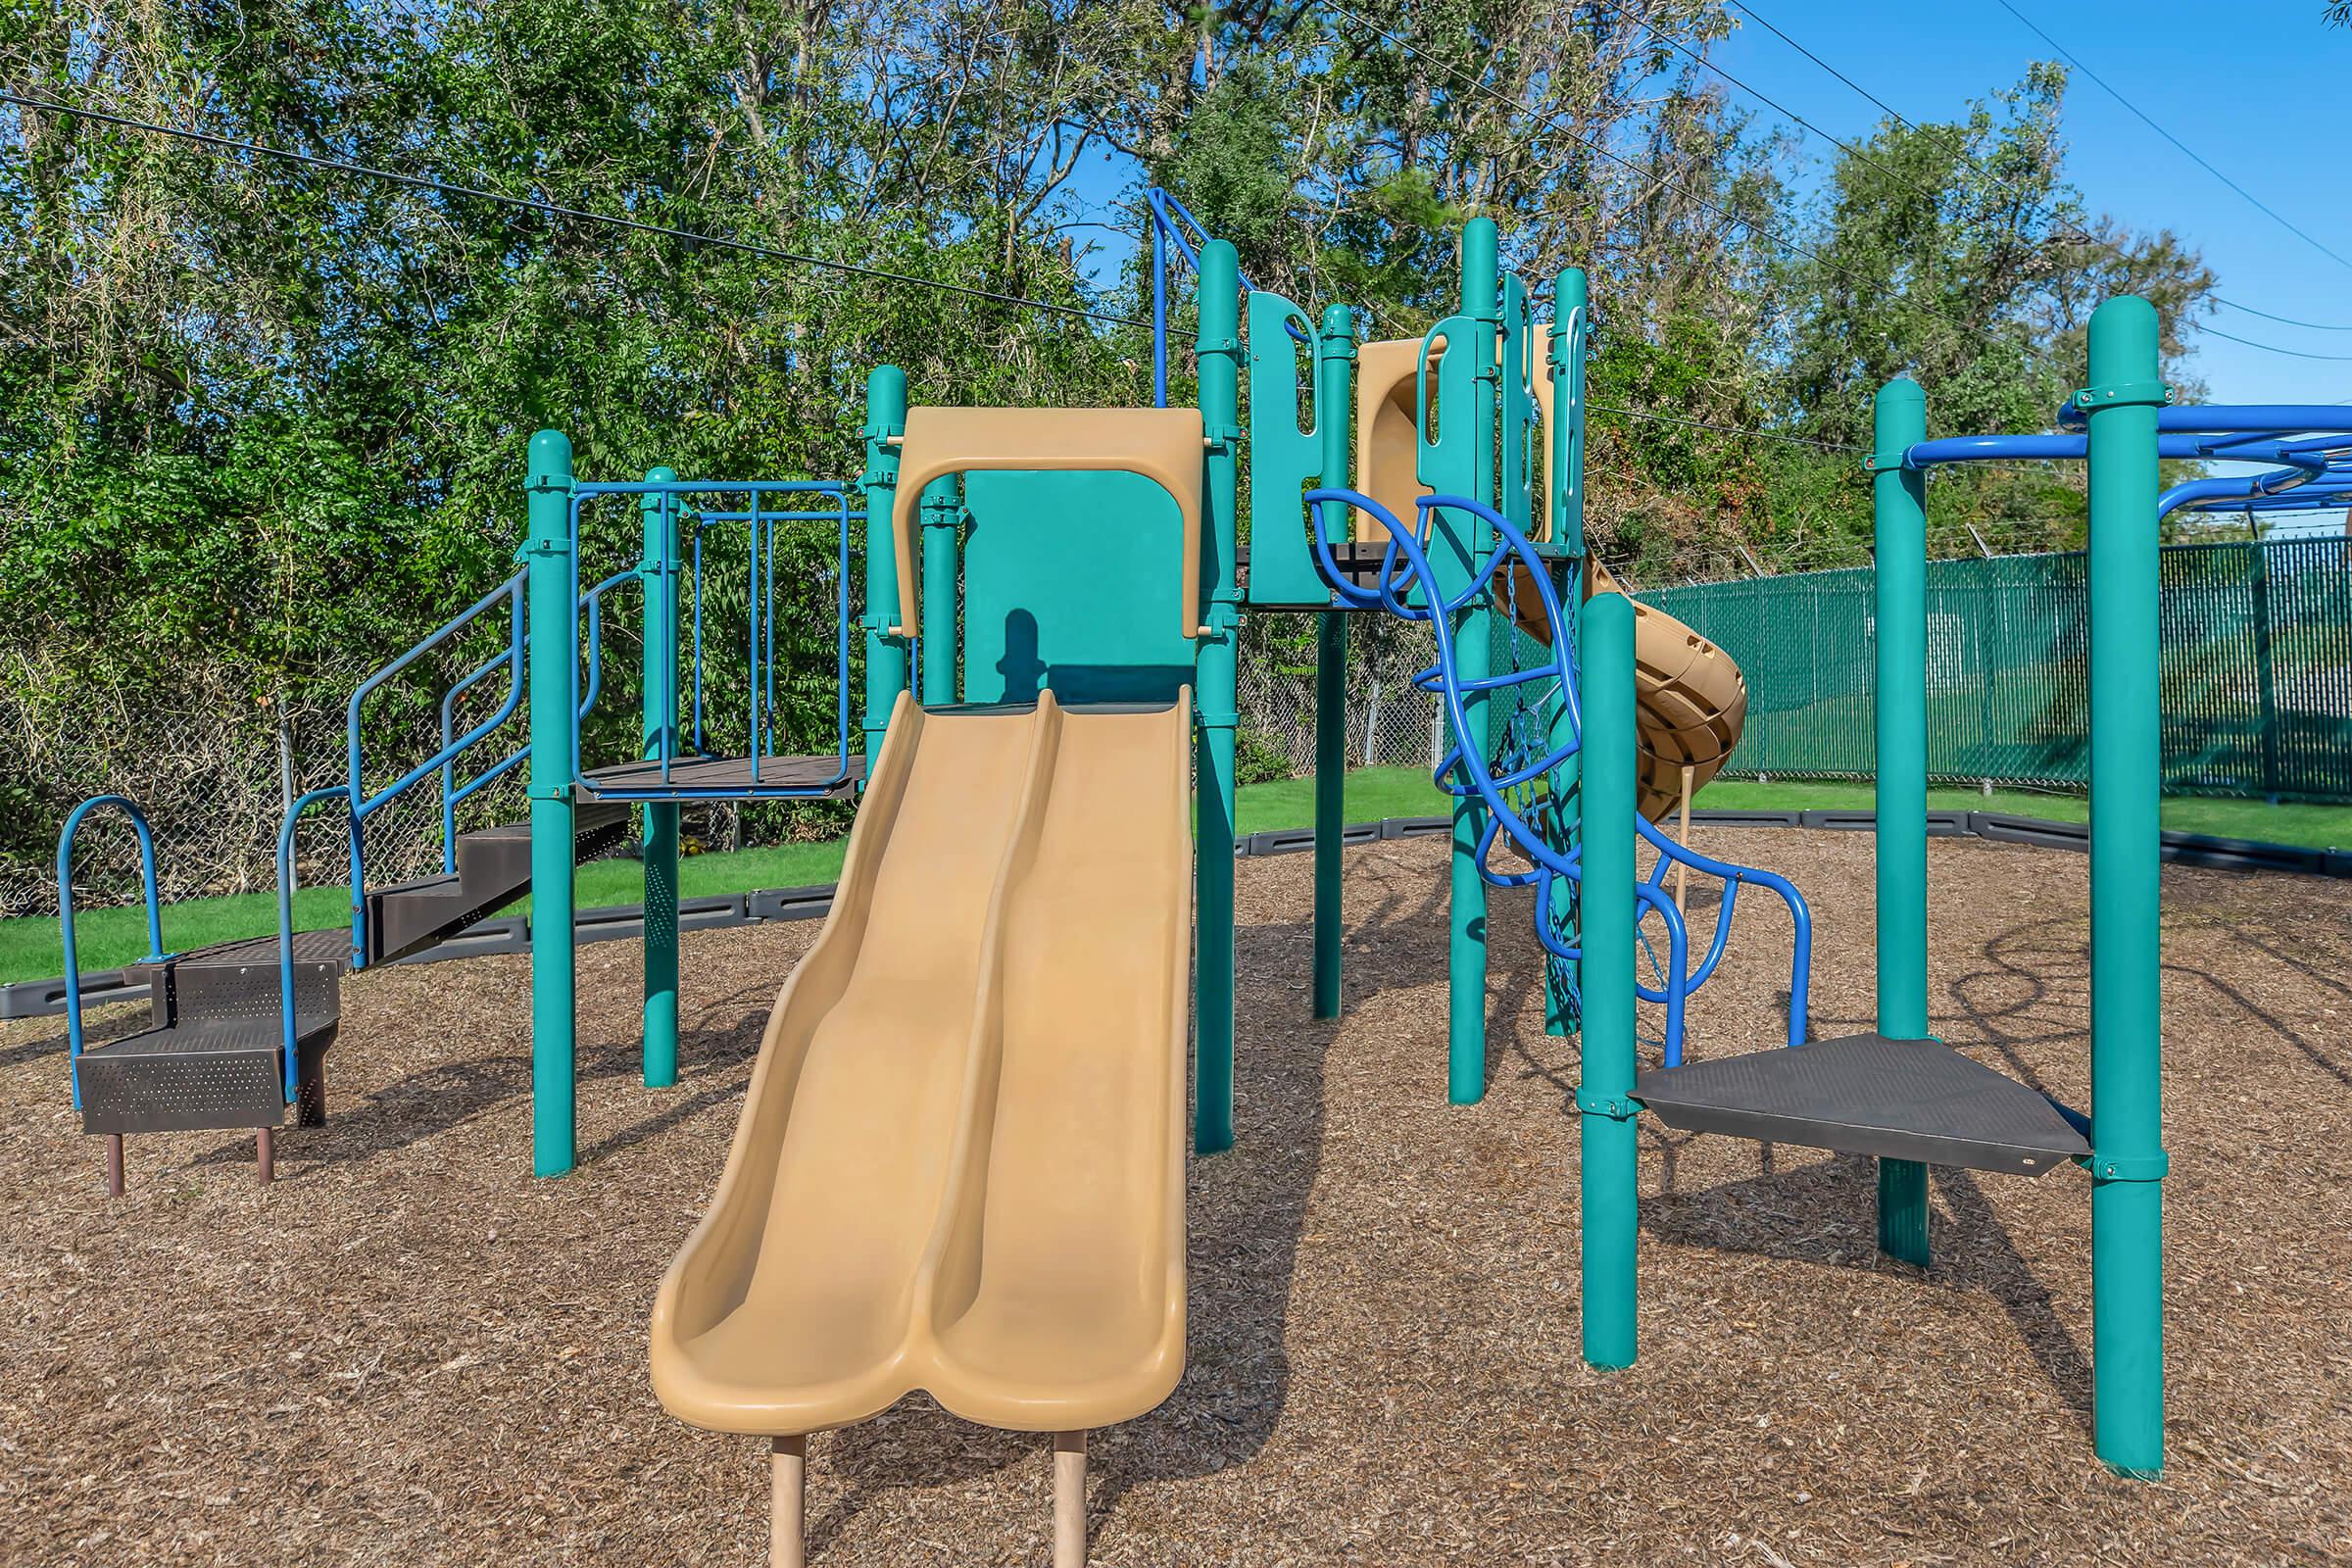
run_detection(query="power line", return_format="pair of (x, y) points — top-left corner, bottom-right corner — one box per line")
(1590, 403), (1862, 453)
(2195, 325), (2352, 364)
(1620, 9), (1924, 199)
(1319, 2), (1841, 273)
(1990, 0), (2352, 277)
(0, 88), (1150, 329)
(1727, 0), (2345, 338)
(2213, 297), (2352, 333)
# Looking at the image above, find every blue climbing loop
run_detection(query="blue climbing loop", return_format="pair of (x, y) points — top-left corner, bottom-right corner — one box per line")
(1301, 485), (1813, 1064)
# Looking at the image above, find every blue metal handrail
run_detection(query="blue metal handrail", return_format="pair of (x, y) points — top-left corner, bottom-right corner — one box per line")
(1147, 186), (1303, 408)
(57, 796), (170, 1108)
(435, 569), (635, 869)
(1301, 484), (1814, 1064)
(340, 571), (526, 961)
(571, 479), (858, 800)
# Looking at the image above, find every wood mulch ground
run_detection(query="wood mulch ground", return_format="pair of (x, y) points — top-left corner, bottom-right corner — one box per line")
(3, 829), (2349, 1566)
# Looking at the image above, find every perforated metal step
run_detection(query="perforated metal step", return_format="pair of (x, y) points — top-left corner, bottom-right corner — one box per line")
(1632, 1033), (2089, 1177)
(76, 1013), (336, 1136)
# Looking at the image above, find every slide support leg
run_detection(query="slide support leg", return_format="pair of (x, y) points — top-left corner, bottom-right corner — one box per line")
(770, 1435), (806, 1568)
(1054, 1431), (1088, 1568)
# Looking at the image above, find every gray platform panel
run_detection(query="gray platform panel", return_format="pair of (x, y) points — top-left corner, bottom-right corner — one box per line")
(1632, 1033), (2088, 1177)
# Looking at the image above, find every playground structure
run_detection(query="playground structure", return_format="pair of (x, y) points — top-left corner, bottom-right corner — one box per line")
(48, 189), (2352, 1563)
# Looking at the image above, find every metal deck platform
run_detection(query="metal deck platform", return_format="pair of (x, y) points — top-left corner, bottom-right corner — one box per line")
(1632, 1033), (2090, 1177)
(581, 753), (865, 799)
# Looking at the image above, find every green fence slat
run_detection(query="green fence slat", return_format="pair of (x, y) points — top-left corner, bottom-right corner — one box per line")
(1638, 538), (2352, 804)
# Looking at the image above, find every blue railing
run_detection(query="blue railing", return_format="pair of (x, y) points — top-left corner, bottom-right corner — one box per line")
(1301, 485), (1813, 1064)
(572, 478), (858, 799)
(437, 567), (634, 868)
(56, 796), (170, 1108)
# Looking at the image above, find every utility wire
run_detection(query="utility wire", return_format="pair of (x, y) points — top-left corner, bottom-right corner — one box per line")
(0, 88), (1151, 329)
(1990, 0), (2352, 277)
(1591, 403), (1862, 454)
(1320, 2), (1840, 272)
(2195, 325), (2352, 364)
(1722, 0), (2352, 339)
(2213, 297), (2352, 333)
(1619, 9), (1923, 198)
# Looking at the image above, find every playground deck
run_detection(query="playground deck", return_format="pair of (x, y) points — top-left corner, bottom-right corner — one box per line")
(3, 830), (2346, 1566)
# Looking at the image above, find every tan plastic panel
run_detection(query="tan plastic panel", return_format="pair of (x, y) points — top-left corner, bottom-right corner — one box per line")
(888, 406), (1207, 640)
(1355, 325), (1560, 544)
(1352, 337), (1437, 541)
(649, 691), (1192, 1439)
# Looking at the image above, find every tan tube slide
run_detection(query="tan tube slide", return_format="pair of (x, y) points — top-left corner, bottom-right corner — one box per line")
(649, 690), (1192, 1446)
(1354, 331), (1748, 824)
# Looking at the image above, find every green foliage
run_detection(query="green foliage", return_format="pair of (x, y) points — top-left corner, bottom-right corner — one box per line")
(0, 1), (2232, 901)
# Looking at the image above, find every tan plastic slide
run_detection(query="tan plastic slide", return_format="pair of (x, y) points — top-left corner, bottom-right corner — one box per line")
(650, 689), (1192, 1561)
(1354, 330), (1748, 823)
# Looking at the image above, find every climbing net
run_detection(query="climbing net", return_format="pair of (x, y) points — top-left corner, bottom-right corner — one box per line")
(1301, 485), (1812, 1064)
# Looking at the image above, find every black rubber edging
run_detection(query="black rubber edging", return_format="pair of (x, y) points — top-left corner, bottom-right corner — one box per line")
(10, 808), (2344, 1017)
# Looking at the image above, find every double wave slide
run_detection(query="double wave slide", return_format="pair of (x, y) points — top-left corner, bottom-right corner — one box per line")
(650, 691), (1193, 1568)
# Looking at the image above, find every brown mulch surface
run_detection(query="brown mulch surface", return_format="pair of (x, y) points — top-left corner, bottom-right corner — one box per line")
(4, 830), (2350, 1566)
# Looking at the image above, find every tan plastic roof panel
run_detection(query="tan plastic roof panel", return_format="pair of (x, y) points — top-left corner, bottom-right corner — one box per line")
(649, 690), (1192, 1439)
(889, 406), (1207, 640)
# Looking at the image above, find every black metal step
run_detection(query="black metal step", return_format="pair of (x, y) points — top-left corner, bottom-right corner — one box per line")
(367, 801), (631, 964)
(76, 1013), (336, 1135)
(1632, 1033), (2090, 1177)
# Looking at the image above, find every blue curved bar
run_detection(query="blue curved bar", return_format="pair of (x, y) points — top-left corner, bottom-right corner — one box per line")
(57, 795), (169, 1108)
(1300, 485), (1813, 1063)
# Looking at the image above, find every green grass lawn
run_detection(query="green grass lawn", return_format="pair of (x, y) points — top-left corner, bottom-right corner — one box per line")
(11, 766), (2347, 984)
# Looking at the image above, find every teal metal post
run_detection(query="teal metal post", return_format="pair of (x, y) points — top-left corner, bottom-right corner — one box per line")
(1872, 378), (1931, 1266)
(1544, 268), (1588, 1038)
(1447, 219), (1499, 1102)
(861, 367), (910, 754)
(1194, 239), (1242, 1152)
(640, 467), (681, 1089)
(918, 478), (960, 704)
(2083, 296), (2168, 1477)
(524, 430), (578, 1177)
(1576, 591), (1639, 1368)
(1312, 303), (1355, 1020)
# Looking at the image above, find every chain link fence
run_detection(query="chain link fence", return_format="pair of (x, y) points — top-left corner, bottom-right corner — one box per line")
(1646, 536), (2352, 802)
(1235, 613), (1445, 781)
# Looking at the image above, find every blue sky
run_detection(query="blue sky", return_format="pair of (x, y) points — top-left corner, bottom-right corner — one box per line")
(1711, 0), (2352, 410)
(1057, 4), (2350, 530)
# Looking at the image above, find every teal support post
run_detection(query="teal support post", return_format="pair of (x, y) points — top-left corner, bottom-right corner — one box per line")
(1312, 303), (1355, 1020)
(1871, 378), (1931, 1266)
(1576, 591), (1639, 1368)
(640, 467), (681, 1089)
(2083, 296), (2169, 1478)
(919, 477), (959, 704)
(1194, 239), (1243, 1153)
(1544, 268), (1588, 1038)
(861, 367), (910, 755)
(1447, 219), (1499, 1103)
(524, 430), (578, 1177)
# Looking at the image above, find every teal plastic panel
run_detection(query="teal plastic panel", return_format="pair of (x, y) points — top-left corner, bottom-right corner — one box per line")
(1416, 313), (1483, 595)
(1245, 290), (1332, 607)
(1501, 272), (1538, 535)
(959, 468), (1199, 706)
